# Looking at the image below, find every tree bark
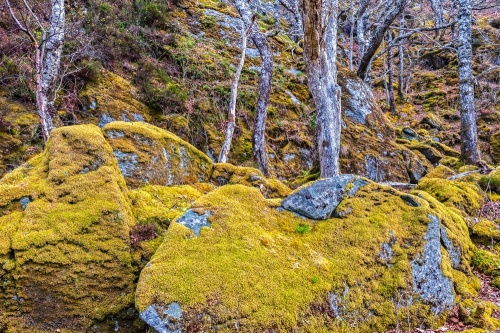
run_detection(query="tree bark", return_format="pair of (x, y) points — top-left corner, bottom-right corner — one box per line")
(397, 15), (405, 101)
(219, 22), (249, 163)
(386, 31), (396, 114)
(429, 0), (444, 29)
(300, 0), (341, 178)
(41, 0), (65, 119)
(357, 0), (407, 80)
(234, 0), (273, 176)
(457, 0), (480, 164)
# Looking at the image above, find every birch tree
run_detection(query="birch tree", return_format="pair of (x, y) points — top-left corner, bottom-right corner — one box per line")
(356, 0), (408, 80)
(457, 0), (480, 164)
(234, 0), (273, 176)
(300, 0), (342, 177)
(5, 0), (65, 143)
(219, 20), (252, 163)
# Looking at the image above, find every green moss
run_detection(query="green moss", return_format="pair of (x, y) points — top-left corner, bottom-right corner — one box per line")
(425, 165), (456, 179)
(459, 300), (500, 331)
(211, 163), (291, 198)
(491, 131), (500, 164)
(414, 177), (483, 216)
(136, 180), (473, 332)
(471, 219), (500, 245)
(479, 167), (500, 195)
(0, 125), (136, 331)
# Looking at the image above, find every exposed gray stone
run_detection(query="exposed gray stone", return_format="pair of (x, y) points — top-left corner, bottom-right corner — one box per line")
(343, 79), (374, 125)
(281, 175), (368, 220)
(402, 127), (420, 141)
(98, 114), (115, 128)
(177, 209), (211, 237)
(379, 231), (397, 265)
(140, 303), (182, 333)
(440, 226), (461, 269)
(411, 214), (454, 314)
(400, 194), (421, 207)
(285, 90), (301, 105)
(113, 150), (138, 177)
(19, 197), (31, 210)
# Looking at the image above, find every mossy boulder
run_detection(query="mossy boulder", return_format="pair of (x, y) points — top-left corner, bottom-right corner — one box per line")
(415, 177), (483, 216)
(0, 125), (138, 331)
(136, 178), (475, 332)
(103, 121), (214, 189)
(479, 166), (500, 194)
(211, 163), (291, 198)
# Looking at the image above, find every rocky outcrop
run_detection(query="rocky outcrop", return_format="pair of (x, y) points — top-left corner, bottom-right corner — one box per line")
(0, 125), (138, 332)
(136, 178), (475, 332)
(104, 121), (214, 189)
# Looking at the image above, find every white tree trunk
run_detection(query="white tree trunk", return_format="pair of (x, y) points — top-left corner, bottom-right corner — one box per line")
(41, 0), (65, 119)
(234, 0), (273, 176)
(457, 0), (480, 164)
(357, 0), (407, 80)
(429, 0), (444, 28)
(386, 31), (396, 114)
(300, 0), (341, 178)
(397, 15), (405, 101)
(219, 22), (249, 163)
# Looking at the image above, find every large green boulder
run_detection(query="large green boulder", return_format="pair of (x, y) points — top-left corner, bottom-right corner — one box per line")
(0, 125), (138, 332)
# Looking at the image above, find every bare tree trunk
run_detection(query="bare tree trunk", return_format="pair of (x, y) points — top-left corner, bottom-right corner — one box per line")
(457, 0), (480, 164)
(357, 0), (407, 80)
(397, 15), (405, 101)
(429, 0), (444, 29)
(219, 22), (249, 163)
(5, 0), (61, 143)
(300, 0), (341, 178)
(234, 0), (273, 176)
(356, 0), (369, 64)
(349, 0), (355, 71)
(387, 31), (396, 114)
(41, 0), (65, 119)
(279, 0), (303, 42)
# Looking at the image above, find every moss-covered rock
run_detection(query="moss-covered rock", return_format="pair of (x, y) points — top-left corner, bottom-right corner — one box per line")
(103, 121), (214, 188)
(136, 179), (475, 332)
(211, 163), (291, 198)
(415, 177), (483, 216)
(491, 131), (500, 164)
(0, 125), (139, 331)
(479, 166), (500, 195)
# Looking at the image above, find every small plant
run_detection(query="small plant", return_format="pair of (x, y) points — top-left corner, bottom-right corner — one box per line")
(311, 276), (320, 284)
(295, 223), (310, 234)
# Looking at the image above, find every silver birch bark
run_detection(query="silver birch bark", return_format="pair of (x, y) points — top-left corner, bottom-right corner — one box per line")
(457, 0), (480, 164)
(300, 0), (342, 178)
(4, 0), (63, 143)
(234, 0), (273, 176)
(386, 31), (396, 114)
(357, 0), (407, 80)
(397, 15), (405, 101)
(429, 0), (444, 28)
(41, 0), (65, 119)
(218, 22), (249, 163)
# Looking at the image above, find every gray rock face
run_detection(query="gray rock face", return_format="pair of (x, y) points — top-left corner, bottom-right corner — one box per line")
(343, 79), (375, 125)
(281, 175), (368, 220)
(411, 214), (454, 314)
(402, 127), (420, 141)
(19, 197), (31, 210)
(98, 113), (115, 128)
(113, 150), (138, 177)
(140, 303), (183, 333)
(177, 209), (211, 237)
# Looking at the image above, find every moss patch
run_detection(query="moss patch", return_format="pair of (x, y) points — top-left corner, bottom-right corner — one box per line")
(0, 125), (136, 331)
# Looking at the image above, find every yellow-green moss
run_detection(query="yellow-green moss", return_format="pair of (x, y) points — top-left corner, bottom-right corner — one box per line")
(136, 181), (473, 332)
(479, 167), (500, 195)
(425, 165), (456, 179)
(415, 177), (483, 216)
(459, 300), (500, 331)
(491, 131), (500, 164)
(0, 125), (136, 331)
(471, 219), (500, 245)
(211, 163), (291, 198)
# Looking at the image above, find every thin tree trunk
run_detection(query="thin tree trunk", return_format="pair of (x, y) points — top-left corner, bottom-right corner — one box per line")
(40, 0), (65, 120)
(357, 0), (407, 80)
(300, 0), (341, 178)
(219, 22), (249, 163)
(349, 0), (355, 71)
(429, 0), (444, 29)
(457, 0), (480, 164)
(387, 31), (396, 115)
(234, 0), (273, 176)
(397, 15), (405, 101)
